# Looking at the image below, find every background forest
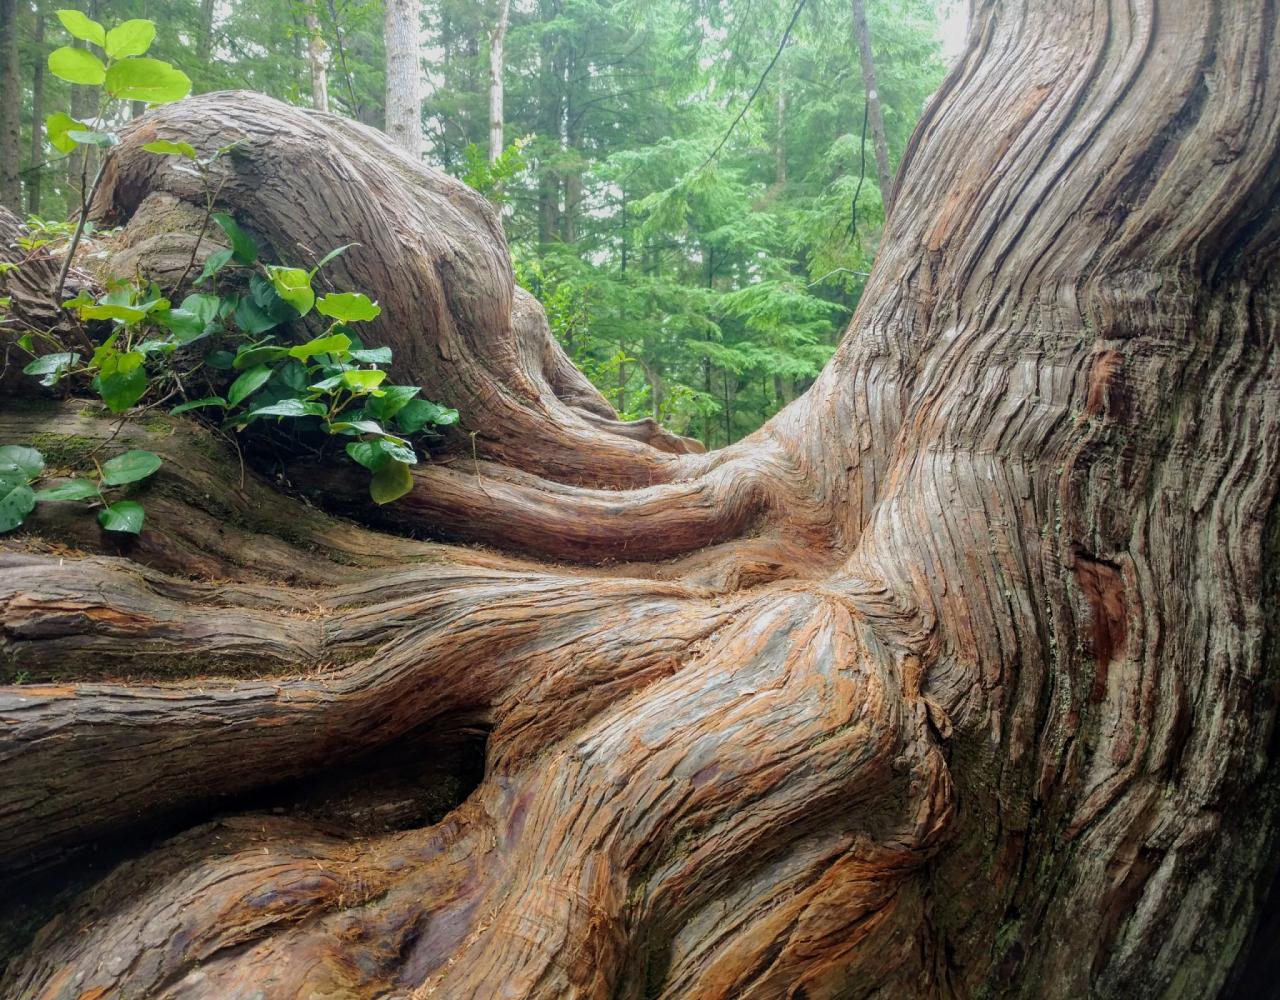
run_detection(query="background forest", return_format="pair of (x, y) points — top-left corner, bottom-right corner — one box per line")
(0, 0), (951, 446)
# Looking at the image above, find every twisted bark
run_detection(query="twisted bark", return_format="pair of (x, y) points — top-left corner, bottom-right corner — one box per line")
(2, 1), (1279, 997)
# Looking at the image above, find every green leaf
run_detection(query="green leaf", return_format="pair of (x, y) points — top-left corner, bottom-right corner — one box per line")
(310, 243), (356, 274)
(104, 57), (191, 104)
(78, 302), (148, 323)
(315, 292), (381, 323)
(366, 384), (419, 421)
(233, 295), (280, 335)
(46, 111), (89, 153)
(142, 139), (197, 158)
(396, 398), (459, 433)
(288, 333), (351, 361)
(0, 475), (36, 534)
(274, 361), (308, 392)
(227, 365), (272, 407)
(48, 45), (106, 85)
(266, 266), (315, 317)
(232, 343), (290, 369)
(211, 213), (256, 264)
(94, 350), (147, 412)
(34, 479), (101, 502)
(65, 128), (117, 147)
(369, 459), (413, 505)
(55, 10), (105, 46)
(0, 446), (45, 482)
(244, 399), (327, 420)
(346, 438), (417, 471)
(205, 349), (235, 370)
(100, 449), (162, 486)
(329, 419), (389, 436)
(197, 248), (234, 284)
(170, 396), (227, 415)
(104, 19), (156, 59)
(160, 292), (221, 342)
(23, 352), (80, 386)
(98, 499), (145, 534)
(349, 346), (393, 364)
(339, 369), (386, 392)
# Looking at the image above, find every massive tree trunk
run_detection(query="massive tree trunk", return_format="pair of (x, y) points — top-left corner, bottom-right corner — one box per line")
(3, 1), (1280, 997)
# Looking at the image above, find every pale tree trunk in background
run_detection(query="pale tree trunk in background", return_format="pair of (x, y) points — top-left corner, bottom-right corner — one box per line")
(305, 1), (329, 113)
(851, 0), (892, 217)
(384, 0), (422, 156)
(197, 0), (214, 64)
(0, 0), (21, 212)
(2, 2), (1280, 997)
(488, 0), (510, 162)
(775, 85), (786, 185)
(25, 1), (45, 215)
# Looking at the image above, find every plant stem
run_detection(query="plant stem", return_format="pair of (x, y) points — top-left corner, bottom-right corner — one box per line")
(53, 158), (107, 302)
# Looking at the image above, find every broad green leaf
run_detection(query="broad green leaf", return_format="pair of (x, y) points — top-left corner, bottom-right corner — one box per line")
(142, 139), (197, 158)
(0, 445), (45, 482)
(136, 339), (176, 355)
(369, 459), (413, 505)
(227, 365), (272, 407)
(98, 499), (145, 534)
(34, 479), (101, 501)
(79, 302), (148, 323)
(396, 398), (459, 433)
(266, 266), (314, 316)
(197, 247), (234, 283)
(56, 9), (105, 45)
(23, 352), (80, 386)
(48, 46), (106, 85)
(232, 343), (290, 369)
(316, 292), (381, 323)
(339, 369), (386, 392)
(170, 396), (227, 415)
(346, 438), (417, 471)
(233, 295), (280, 335)
(46, 111), (89, 153)
(289, 333), (351, 361)
(349, 346), (393, 364)
(104, 19), (155, 59)
(274, 361), (308, 392)
(65, 128), (117, 147)
(100, 449), (162, 485)
(211, 213), (256, 264)
(94, 350), (147, 412)
(329, 419), (389, 436)
(205, 349), (235, 370)
(244, 399), (327, 420)
(0, 475), (36, 533)
(366, 384), (419, 421)
(104, 57), (191, 104)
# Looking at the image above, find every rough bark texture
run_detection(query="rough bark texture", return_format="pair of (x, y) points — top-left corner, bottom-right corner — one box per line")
(2, 1), (1280, 998)
(383, 0), (423, 157)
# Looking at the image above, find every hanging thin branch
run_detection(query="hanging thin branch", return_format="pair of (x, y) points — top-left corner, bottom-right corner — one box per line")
(698, 0), (808, 172)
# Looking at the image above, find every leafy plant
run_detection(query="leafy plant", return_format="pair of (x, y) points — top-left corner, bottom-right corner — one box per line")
(45, 9), (193, 297)
(0, 445), (161, 535)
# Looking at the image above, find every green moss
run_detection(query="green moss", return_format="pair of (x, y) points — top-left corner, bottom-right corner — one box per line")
(29, 432), (98, 473)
